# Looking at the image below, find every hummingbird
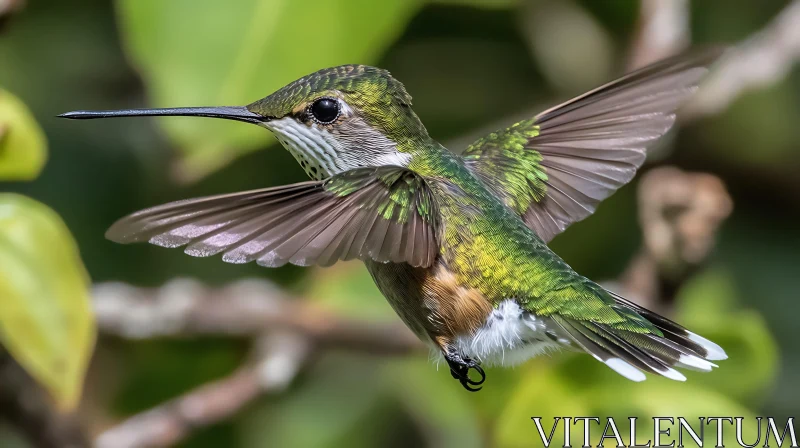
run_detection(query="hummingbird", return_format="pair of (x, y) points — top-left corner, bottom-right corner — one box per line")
(61, 49), (727, 391)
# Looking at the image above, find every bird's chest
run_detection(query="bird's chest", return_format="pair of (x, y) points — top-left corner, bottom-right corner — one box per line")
(365, 259), (510, 339)
(365, 260), (493, 337)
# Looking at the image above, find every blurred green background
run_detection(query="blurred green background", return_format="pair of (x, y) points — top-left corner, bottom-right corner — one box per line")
(0, 0), (798, 447)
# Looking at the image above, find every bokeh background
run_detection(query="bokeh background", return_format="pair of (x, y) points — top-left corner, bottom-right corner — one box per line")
(1, 0), (798, 447)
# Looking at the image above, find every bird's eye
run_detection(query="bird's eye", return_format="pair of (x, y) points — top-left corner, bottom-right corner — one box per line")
(309, 97), (340, 124)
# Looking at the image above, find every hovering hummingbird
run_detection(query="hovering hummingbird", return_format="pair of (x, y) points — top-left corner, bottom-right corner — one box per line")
(62, 49), (727, 391)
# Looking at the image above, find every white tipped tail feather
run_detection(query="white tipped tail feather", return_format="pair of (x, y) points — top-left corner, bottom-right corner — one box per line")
(687, 331), (728, 361)
(443, 296), (726, 383)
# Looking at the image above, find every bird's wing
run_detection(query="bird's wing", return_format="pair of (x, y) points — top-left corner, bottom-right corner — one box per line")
(106, 166), (439, 268)
(462, 48), (722, 242)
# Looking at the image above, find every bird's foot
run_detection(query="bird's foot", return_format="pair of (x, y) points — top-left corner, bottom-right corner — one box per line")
(445, 352), (485, 392)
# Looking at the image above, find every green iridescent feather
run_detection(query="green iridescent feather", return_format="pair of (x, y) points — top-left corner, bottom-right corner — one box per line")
(462, 118), (548, 215)
(324, 166), (436, 226)
(411, 147), (657, 334)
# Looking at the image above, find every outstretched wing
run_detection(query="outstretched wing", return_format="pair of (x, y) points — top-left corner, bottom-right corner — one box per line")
(463, 49), (722, 242)
(106, 166), (439, 267)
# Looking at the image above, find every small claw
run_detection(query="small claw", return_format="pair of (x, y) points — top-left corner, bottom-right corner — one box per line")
(467, 363), (486, 386)
(460, 379), (482, 392)
(445, 353), (487, 392)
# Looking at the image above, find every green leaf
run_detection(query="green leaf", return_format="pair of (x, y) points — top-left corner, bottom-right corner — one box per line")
(117, 0), (424, 181)
(0, 89), (47, 181)
(0, 194), (95, 410)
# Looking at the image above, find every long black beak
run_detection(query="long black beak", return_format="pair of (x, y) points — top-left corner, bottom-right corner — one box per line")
(58, 106), (267, 124)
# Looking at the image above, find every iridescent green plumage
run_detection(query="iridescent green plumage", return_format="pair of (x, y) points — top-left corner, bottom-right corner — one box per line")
(462, 118), (548, 215)
(62, 48), (728, 390)
(411, 145), (656, 334)
(247, 65), (429, 150)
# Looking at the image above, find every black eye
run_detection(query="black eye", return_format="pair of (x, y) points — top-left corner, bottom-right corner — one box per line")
(310, 97), (340, 124)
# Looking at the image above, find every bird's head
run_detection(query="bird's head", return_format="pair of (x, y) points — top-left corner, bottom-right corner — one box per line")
(61, 65), (430, 180)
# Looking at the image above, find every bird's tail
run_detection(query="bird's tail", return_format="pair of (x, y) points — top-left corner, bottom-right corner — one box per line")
(552, 291), (727, 382)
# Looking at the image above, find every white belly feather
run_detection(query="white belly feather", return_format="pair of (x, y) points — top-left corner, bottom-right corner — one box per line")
(449, 300), (570, 367)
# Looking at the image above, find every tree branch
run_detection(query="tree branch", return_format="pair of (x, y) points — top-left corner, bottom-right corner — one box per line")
(627, 0), (690, 70)
(94, 332), (311, 448)
(684, 0), (800, 118)
(92, 279), (423, 355)
(612, 167), (733, 311)
(90, 280), (424, 447)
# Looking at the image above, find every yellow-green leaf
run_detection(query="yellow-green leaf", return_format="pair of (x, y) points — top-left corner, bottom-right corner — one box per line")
(0, 89), (47, 181)
(0, 194), (95, 410)
(117, 0), (424, 181)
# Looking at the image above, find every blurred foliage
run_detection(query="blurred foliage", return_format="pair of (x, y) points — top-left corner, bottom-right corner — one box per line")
(0, 89), (46, 180)
(675, 269), (778, 404)
(0, 194), (95, 410)
(521, 0), (615, 92)
(117, 0), (546, 181)
(0, 0), (798, 446)
(118, 0), (426, 181)
(0, 87), (95, 411)
(434, 0), (519, 8)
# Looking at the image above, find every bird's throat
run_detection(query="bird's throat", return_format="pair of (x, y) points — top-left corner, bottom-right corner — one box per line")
(265, 117), (413, 181)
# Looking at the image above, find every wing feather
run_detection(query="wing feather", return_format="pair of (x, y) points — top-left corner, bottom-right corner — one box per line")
(106, 166), (439, 268)
(463, 48), (723, 242)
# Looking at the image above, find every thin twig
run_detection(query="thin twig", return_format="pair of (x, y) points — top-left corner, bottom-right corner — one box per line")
(685, 0), (800, 118)
(612, 167), (733, 311)
(628, 0), (690, 70)
(448, 0), (800, 153)
(94, 332), (311, 448)
(92, 279), (424, 355)
(89, 275), (423, 447)
(90, 279), (423, 447)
